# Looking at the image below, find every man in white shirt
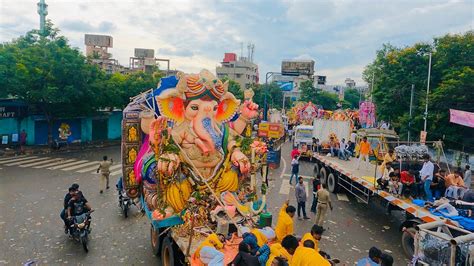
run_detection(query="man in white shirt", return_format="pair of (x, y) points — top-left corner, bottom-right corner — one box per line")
(338, 138), (349, 161)
(420, 154), (435, 201)
(464, 165), (472, 189)
(377, 162), (394, 190)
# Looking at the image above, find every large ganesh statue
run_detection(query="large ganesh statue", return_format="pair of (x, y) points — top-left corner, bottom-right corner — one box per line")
(121, 69), (266, 231)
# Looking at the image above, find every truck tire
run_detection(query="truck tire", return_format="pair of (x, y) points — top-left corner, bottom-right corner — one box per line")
(320, 167), (327, 185)
(150, 224), (160, 256)
(161, 237), (175, 266)
(313, 164), (320, 176)
(327, 173), (339, 193)
(401, 227), (416, 258)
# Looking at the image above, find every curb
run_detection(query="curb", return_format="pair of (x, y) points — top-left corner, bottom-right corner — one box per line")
(0, 142), (120, 158)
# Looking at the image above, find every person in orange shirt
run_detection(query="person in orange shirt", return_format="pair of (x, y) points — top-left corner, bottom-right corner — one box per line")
(445, 170), (467, 199)
(357, 137), (371, 170)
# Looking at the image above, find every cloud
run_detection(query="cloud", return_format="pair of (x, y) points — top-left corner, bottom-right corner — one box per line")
(0, 0), (472, 85)
(60, 20), (116, 33)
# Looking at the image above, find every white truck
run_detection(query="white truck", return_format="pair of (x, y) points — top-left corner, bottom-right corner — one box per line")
(312, 118), (351, 144)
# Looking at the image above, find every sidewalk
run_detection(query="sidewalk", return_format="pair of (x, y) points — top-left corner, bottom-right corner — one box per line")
(0, 140), (121, 157)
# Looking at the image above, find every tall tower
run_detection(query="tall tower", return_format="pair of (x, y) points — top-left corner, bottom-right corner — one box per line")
(37, 0), (48, 36)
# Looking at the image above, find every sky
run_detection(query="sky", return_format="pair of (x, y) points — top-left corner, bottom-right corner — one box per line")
(1, 0), (472, 85)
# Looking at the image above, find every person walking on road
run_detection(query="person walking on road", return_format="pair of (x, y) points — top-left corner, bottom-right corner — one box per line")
(19, 129), (27, 154)
(289, 155), (299, 185)
(310, 175), (321, 213)
(295, 177), (310, 220)
(97, 155), (113, 194)
(314, 183), (332, 226)
(356, 136), (371, 170)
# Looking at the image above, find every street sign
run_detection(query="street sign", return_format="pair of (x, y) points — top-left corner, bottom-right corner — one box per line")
(84, 34), (113, 47)
(276, 81), (293, 91)
(134, 48), (155, 58)
(281, 60), (314, 76)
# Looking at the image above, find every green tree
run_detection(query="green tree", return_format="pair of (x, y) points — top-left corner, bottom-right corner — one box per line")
(363, 31), (474, 150)
(221, 77), (243, 101)
(0, 21), (103, 144)
(343, 88), (361, 109)
(299, 80), (339, 110)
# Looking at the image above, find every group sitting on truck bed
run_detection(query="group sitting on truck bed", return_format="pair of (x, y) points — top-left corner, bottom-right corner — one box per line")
(312, 136), (473, 211)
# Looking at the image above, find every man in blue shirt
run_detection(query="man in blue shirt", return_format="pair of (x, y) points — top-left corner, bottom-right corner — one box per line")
(357, 247), (382, 266)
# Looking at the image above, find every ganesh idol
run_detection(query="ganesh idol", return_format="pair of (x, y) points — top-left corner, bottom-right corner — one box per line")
(122, 69), (259, 225)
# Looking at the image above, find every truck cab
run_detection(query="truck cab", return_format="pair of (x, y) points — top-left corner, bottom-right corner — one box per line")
(293, 125), (314, 159)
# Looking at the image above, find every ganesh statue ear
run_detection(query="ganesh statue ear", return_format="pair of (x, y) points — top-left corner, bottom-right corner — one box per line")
(216, 93), (240, 123)
(156, 91), (185, 123)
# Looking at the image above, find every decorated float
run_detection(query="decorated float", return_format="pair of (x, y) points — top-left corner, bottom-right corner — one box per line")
(120, 70), (272, 265)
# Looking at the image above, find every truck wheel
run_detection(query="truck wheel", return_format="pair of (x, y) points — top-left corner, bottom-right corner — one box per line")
(320, 167), (327, 185)
(161, 237), (179, 266)
(313, 164), (320, 176)
(150, 224), (160, 256)
(401, 227), (416, 258)
(327, 173), (339, 193)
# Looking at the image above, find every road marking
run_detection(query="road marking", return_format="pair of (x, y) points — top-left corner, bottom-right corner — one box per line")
(283, 174), (313, 180)
(279, 179), (310, 196)
(110, 169), (123, 176)
(280, 179), (291, 194)
(336, 193), (350, 201)
(20, 158), (63, 167)
(0, 155), (28, 162)
(5, 157), (50, 166)
(61, 161), (99, 171)
(76, 164), (100, 173)
(0, 156), (38, 164)
(48, 160), (89, 170)
(88, 164), (122, 174)
(34, 159), (77, 168)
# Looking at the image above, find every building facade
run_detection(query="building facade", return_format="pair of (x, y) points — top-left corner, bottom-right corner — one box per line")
(216, 53), (259, 89)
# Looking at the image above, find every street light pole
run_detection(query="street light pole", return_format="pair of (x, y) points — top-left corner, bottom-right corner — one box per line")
(264, 72), (281, 121)
(423, 52), (432, 132)
(408, 84), (414, 143)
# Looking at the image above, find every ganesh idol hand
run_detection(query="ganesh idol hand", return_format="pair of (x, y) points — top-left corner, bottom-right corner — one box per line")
(231, 150), (251, 175)
(157, 153), (180, 176)
(239, 100), (259, 120)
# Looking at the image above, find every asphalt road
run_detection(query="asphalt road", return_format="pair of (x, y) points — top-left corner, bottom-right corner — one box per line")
(0, 143), (409, 265)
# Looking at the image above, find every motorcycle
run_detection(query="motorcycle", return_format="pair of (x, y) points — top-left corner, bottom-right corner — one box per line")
(118, 190), (132, 218)
(68, 210), (94, 252)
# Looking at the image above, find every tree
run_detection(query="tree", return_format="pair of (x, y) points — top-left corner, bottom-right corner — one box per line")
(221, 77), (243, 101)
(299, 80), (339, 110)
(343, 88), (361, 109)
(0, 21), (103, 144)
(363, 31), (474, 150)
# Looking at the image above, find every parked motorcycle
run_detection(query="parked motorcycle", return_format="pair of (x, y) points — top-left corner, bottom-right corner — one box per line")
(118, 190), (132, 218)
(69, 210), (94, 252)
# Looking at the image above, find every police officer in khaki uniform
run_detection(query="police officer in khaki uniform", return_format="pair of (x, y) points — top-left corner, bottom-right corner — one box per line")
(97, 155), (113, 193)
(314, 183), (333, 226)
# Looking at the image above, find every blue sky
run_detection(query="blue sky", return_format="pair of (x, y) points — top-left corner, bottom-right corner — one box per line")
(1, 0), (472, 85)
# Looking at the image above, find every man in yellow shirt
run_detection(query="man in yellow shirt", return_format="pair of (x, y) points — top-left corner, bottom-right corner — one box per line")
(266, 235), (298, 266)
(357, 137), (371, 170)
(275, 200), (296, 242)
(300, 224), (324, 252)
(291, 240), (330, 266)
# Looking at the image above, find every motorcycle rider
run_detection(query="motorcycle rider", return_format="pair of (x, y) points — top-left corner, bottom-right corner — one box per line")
(66, 190), (93, 233)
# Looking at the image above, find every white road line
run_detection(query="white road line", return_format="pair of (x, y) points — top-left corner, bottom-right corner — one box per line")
(280, 179), (291, 194)
(0, 156), (38, 164)
(20, 158), (64, 167)
(87, 164), (122, 174)
(48, 160), (89, 170)
(283, 174), (313, 179)
(34, 159), (77, 168)
(110, 169), (123, 176)
(336, 193), (350, 201)
(76, 164), (101, 173)
(6, 157), (50, 166)
(0, 155), (28, 162)
(61, 161), (99, 171)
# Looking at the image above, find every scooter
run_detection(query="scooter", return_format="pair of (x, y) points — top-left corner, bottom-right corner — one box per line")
(69, 210), (94, 252)
(118, 190), (132, 218)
